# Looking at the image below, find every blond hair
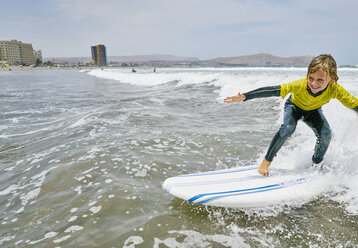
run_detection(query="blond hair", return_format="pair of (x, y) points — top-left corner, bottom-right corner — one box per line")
(307, 54), (339, 82)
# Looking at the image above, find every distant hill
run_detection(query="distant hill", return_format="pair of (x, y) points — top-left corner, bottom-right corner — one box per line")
(43, 56), (91, 64)
(109, 54), (199, 62)
(43, 54), (198, 64)
(43, 53), (313, 67)
(203, 53), (313, 67)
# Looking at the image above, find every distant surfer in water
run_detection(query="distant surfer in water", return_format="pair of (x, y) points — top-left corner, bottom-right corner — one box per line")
(224, 54), (358, 176)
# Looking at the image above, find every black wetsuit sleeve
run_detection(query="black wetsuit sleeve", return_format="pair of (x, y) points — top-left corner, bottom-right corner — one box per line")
(243, 86), (281, 101)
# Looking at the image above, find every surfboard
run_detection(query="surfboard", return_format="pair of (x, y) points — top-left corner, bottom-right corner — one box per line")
(162, 165), (317, 208)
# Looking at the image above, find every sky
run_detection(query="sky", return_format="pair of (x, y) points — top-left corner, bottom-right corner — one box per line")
(1, 0), (358, 64)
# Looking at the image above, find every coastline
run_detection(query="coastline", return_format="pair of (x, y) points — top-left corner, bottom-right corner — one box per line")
(0, 66), (92, 71)
(2, 64), (356, 72)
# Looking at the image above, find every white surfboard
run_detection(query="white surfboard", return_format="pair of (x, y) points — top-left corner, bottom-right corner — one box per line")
(163, 165), (320, 208)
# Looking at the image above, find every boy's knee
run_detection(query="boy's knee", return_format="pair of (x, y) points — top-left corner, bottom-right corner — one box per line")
(279, 123), (296, 138)
(320, 125), (332, 143)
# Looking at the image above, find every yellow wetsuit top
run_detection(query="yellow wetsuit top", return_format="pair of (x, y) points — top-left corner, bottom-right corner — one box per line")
(280, 77), (358, 111)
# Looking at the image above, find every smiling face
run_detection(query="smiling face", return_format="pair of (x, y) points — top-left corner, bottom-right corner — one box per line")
(307, 68), (333, 94)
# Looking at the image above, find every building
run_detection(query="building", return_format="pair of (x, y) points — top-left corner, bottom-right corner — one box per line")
(20, 42), (36, 65)
(33, 49), (43, 62)
(91, 44), (107, 66)
(0, 40), (36, 65)
(0, 40), (22, 65)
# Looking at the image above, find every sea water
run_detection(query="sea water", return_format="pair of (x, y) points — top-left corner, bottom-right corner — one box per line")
(0, 67), (357, 247)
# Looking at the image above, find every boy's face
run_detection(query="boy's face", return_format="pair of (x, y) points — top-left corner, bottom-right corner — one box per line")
(307, 68), (333, 94)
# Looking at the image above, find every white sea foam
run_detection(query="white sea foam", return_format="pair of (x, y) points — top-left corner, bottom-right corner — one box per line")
(53, 235), (71, 244)
(0, 126), (53, 139)
(70, 207), (79, 213)
(68, 216), (78, 222)
(64, 225), (84, 233)
(29, 232), (58, 245)
(20, 187), (41, 205)
(0, 184), (19, 196)
(123, 236), (144, 248)
(89, 205), (102, 214)
(153, 230), (249, 248)
(0, 236), (16, 246)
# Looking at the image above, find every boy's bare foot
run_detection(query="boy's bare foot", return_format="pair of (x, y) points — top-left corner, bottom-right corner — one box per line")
(258, 158), (271, 176)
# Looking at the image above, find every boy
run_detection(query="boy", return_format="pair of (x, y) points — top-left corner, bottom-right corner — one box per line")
(224, 54), (358, 176)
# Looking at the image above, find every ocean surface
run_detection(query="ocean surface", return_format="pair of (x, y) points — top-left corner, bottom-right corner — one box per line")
(0, 67), (357, 247)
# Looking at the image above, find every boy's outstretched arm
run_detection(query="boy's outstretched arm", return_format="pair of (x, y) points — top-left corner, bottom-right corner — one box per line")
(224, 86), (281, 103)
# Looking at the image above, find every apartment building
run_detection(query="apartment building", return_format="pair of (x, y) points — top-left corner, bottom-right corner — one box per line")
(0, 40), (22, 64)
(91, 44), (107, 66)
(0, 40), (36, 65)
(20, 42), (36, 65)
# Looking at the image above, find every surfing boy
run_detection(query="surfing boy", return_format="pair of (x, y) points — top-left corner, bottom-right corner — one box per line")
(224, 54), (358, 176)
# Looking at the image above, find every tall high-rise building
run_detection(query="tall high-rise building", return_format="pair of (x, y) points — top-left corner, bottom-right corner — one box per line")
(0, 40), (36, 65)
(33, 49), (43, 62)
(91, 45), (107, 66)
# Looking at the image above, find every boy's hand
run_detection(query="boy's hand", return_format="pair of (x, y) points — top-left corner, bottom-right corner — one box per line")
(258, 158), (271, 176)
(224, 92), (246, 103)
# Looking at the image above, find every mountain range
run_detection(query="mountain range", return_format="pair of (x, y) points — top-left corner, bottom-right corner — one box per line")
(44, 53), (314, 67)
(202, 53), (313, 67)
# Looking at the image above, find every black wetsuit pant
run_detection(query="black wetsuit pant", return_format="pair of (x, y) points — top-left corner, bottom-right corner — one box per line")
(265, 96), (332, 164)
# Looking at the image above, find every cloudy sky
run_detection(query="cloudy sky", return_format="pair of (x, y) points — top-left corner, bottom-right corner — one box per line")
(2, 0), (358, 64)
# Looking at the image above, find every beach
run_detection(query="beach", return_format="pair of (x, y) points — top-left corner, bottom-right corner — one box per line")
(1, 68), (358, 247)
(0, 66), (90, 71)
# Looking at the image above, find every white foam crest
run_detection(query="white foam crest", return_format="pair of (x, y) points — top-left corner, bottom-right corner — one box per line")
(87, 68), (306, 92)
(87, 68), (220, 87)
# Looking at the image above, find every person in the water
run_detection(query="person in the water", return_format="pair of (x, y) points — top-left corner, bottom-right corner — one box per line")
(224, 54), (358, 176)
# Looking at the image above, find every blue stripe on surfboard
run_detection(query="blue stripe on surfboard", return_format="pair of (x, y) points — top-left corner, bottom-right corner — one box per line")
(175, 167), (257, 178)
(165, 175), (261, 193)
(197, 178), (306, 204)
(197, 185), (284, 204)
(188, 178), (306, 204)
(188, 183), (281, 202)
